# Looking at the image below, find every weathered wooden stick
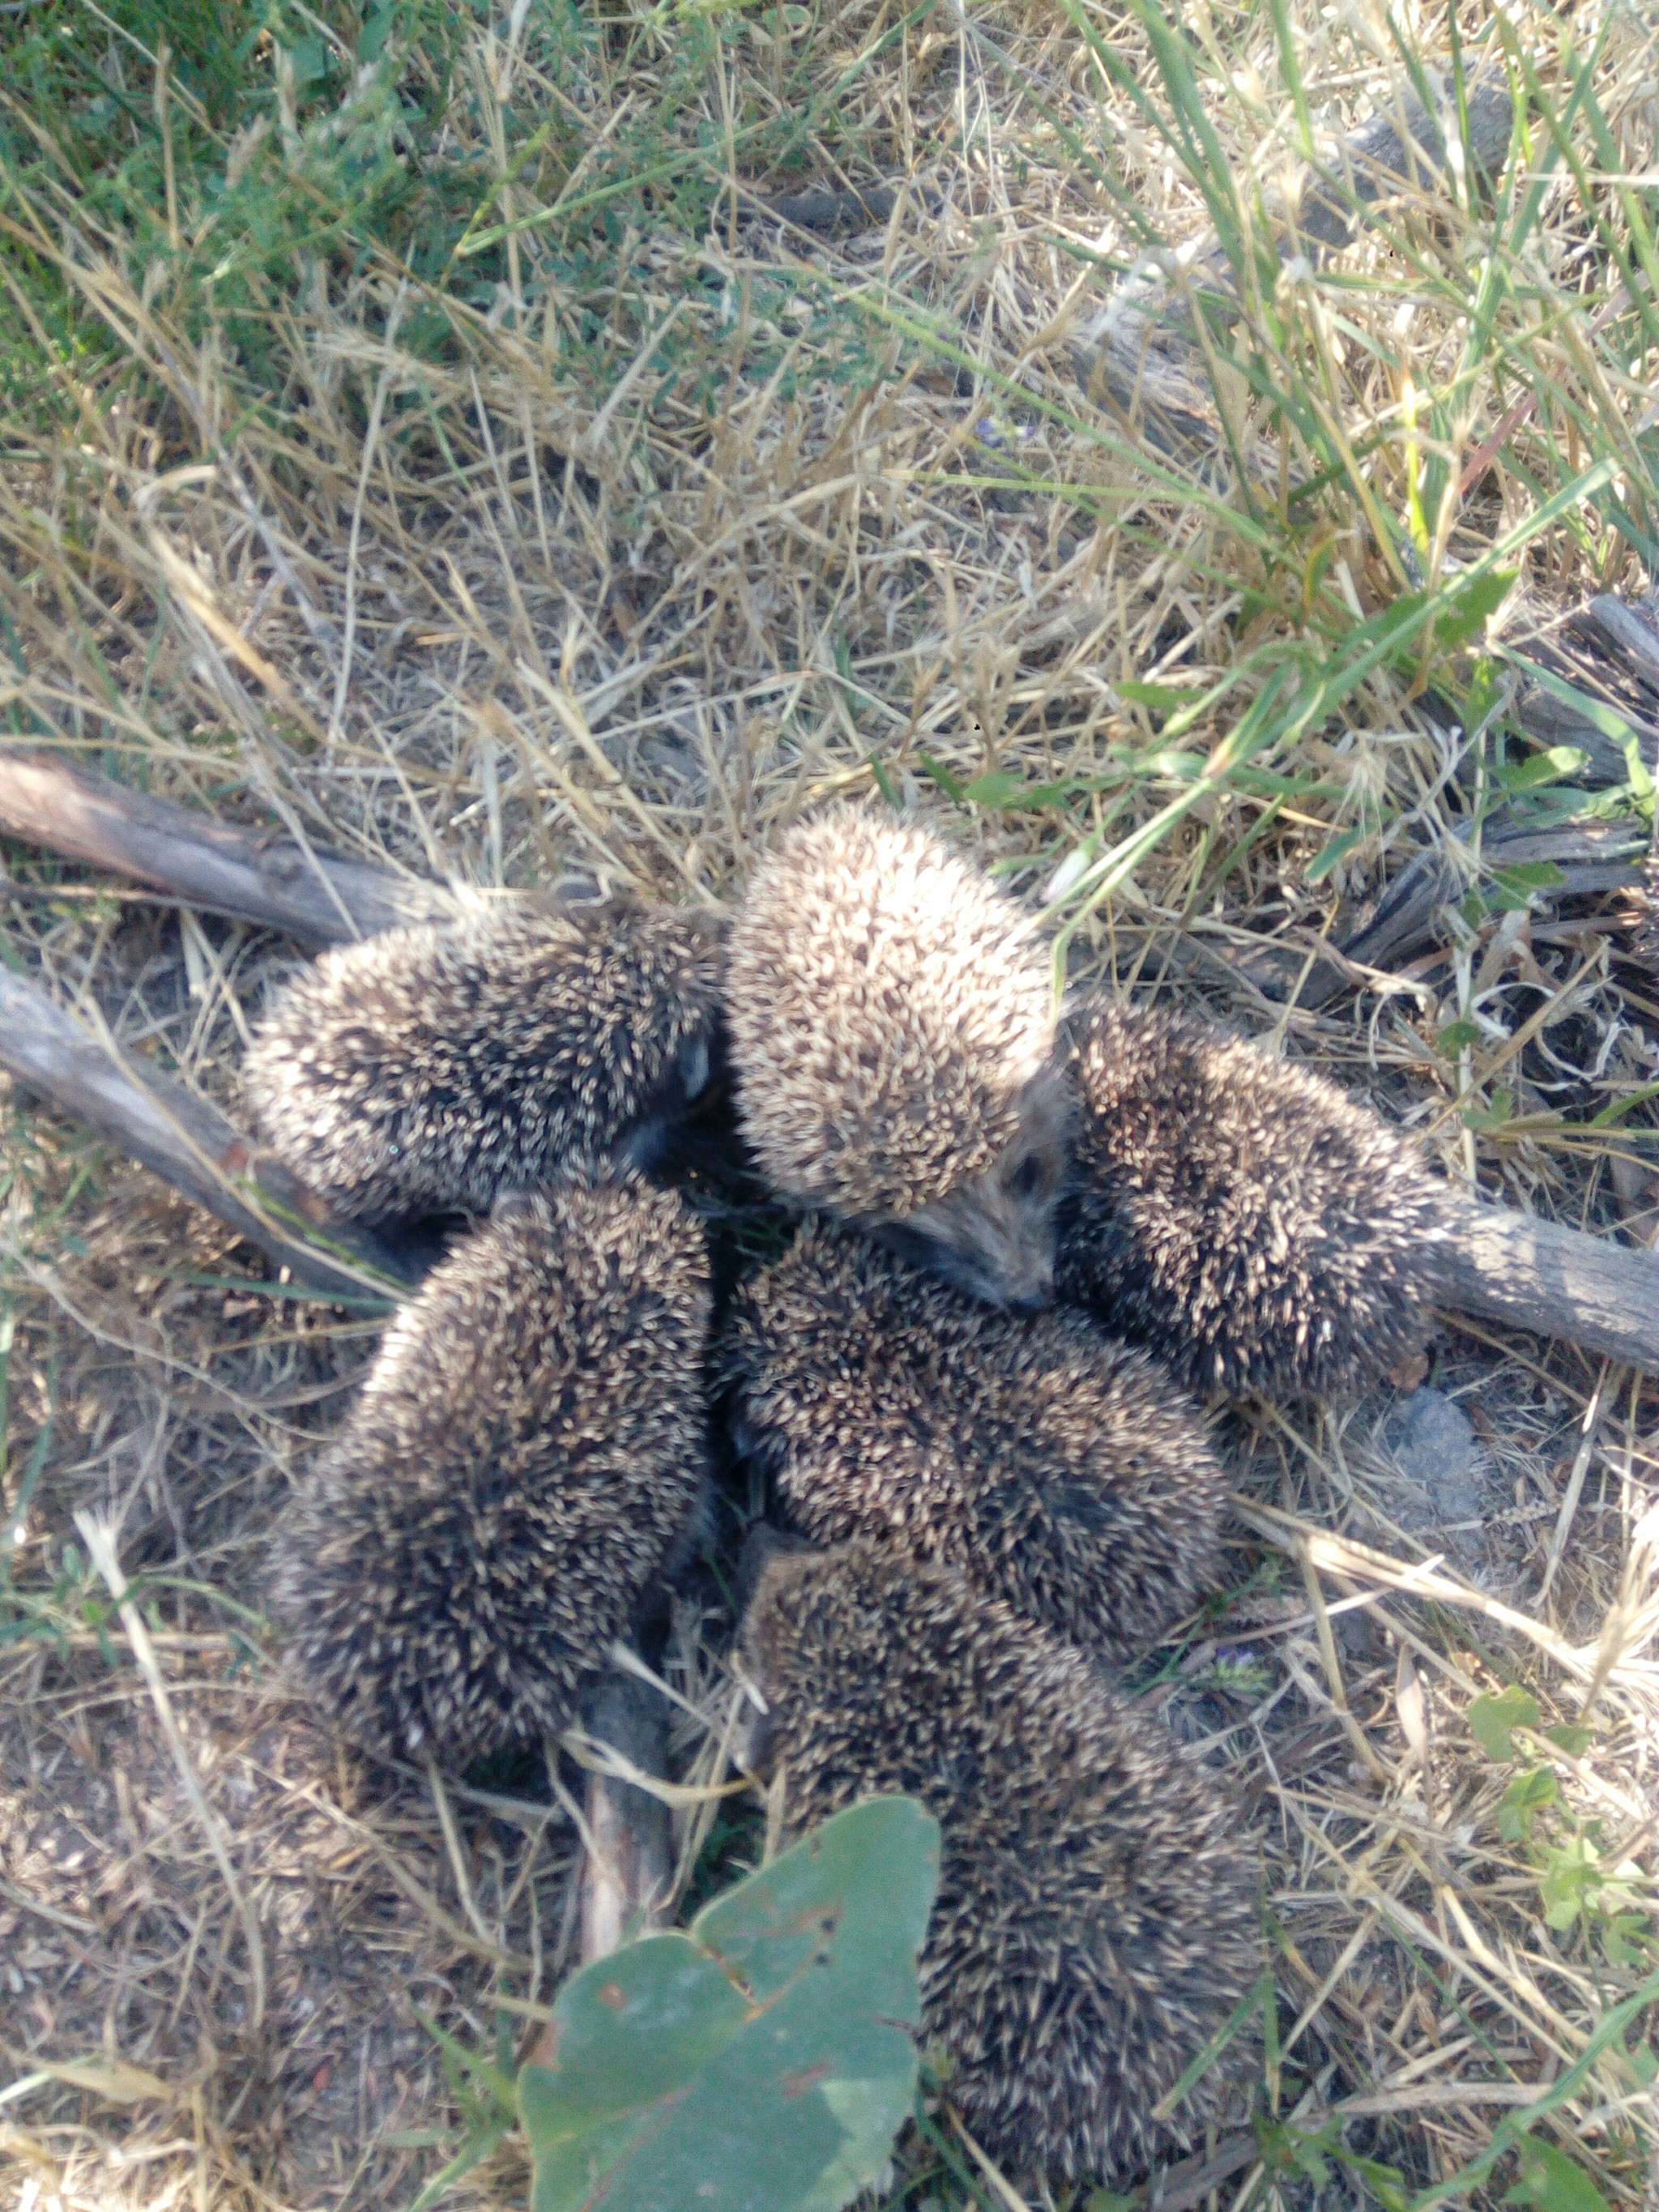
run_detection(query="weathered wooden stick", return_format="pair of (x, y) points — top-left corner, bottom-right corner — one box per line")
(0, 967), (412, 1299)
(1439, 1202), (1659, 1375)
(577, 1669), (674, 1965)
(2, 746), (1654, 1378)
(1073, 71), (1515, 472)
(0, 748), (458, 946)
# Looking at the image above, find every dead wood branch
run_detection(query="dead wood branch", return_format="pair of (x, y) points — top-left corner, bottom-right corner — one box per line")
(0, 749), (459, 946)
(1439, 1202), (1659, 1377)
(1073, 71), (1514, 473)
(0, 967), (412, 1299)
(578, 1668), (674, 1964)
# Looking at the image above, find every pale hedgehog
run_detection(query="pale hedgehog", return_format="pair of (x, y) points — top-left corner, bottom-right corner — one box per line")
(726, 1223), (1225, 1665)
(1057, 993), (1453, 1403)
(242, 895), (725, 1226)
(740, 1538), (1260, 2187)
(273, 1162), (710, 1765)
(724, 806), (1068, 1310)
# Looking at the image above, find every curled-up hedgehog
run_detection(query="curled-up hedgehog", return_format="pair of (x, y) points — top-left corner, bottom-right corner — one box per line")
(1057, 993), (1452, 1403)
(724, 806), (1068, 1310)
(242, 895), (725, 1225)
(274, 1161), (710, 1765)
(726, 1223), (1224, 1664)
(740, 1537), (1260, 2187)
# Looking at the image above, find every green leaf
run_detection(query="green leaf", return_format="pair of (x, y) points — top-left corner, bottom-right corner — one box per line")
(288, 35), (331, 86)
(1117, 677), (1201, 714)
(1346, 2155), (1411, 2212)
(519, 1796), (940, 2212)
(1501, 2136), (1611, 2211)
(1438, 1019), (1484, 1055)
(1463, 1088), (1515, 1132)
(915, 753), (966, 803)
(1543, 1724), (1595, 1757)
(1497, 1766), (1558, 1846)
(1540, 1834), (1603, 1929)
(1488, 860), (1567, 899)
(867, 754), (901, 812)
(1303, 823), (1366, 883)
(961, 770), (1029, 809)
(1601, 1914), (1653, 1968)
(358, 2), (396, 60)
(1469, 1686), (1541, 1761)
(1496, 749), (1591, 792)
(1424, 564), (1519, 653)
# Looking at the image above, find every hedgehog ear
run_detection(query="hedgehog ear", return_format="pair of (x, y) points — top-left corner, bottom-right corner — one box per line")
(736, 1520), (813, 1612)
(489, 1184), (543, 1224)
(676, 1031), (713, 1104)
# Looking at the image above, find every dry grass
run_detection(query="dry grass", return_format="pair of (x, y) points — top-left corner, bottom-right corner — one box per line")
(1, 0), (1657, 2204)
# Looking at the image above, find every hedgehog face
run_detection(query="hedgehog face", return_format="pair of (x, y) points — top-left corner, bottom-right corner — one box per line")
(867, 1061), (1069, 1310)
(622, 1023), (722, 1172)
(726, 808), (1060, 1245)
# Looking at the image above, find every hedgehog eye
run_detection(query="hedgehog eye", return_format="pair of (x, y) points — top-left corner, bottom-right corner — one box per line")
(1009, 1155), (1044, 1199)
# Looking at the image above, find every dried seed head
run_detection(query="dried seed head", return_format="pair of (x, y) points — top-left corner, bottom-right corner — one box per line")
(727, 1223), (1224, 1664)
(1058, 994), (1453, 1401)
(275, 1162), (711, 1765)
(741, 1540), (1260, 2185)
(243, 897), (725, 1223)
(726, 807), (1065, 1309)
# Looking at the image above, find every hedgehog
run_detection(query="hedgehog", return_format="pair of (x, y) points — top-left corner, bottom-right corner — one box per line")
(242, 894), (725, 1226)
(740, 1537), (1260, 2186)
(273, 1161), (711, 1765)
(726, 1223), (1225, 1665)
(1056, 993), (1453, 1403)
(723, 806), (1068, 1310)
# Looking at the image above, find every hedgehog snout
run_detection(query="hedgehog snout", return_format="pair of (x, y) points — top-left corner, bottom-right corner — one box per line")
(870, 1182), (1058, 1312)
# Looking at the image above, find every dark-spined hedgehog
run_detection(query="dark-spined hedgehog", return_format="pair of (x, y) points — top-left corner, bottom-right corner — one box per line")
(726, 1223), (1225, 1665)
(242, 895), (725, 1225)
(1057, 993), (1452, 1403)
(740, 1538), (1260, 2187)
(724, 806), (1068, 1310)
(274, 1161), (710, 1765)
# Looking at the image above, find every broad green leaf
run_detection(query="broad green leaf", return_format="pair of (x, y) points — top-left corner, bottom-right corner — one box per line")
(1469, 1686), (1540, 1761)
(1438, 1019), (1484, 1055)
(1544, 1724), (1595, 1756)
(1541, 1834), (1604, 1928)
(1497, 1766), (1558, 1845)
(1501, 2136), (1611, 2212)
(519, 1796), (940, 2212)
(1601, 1913), (1653, 1968)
